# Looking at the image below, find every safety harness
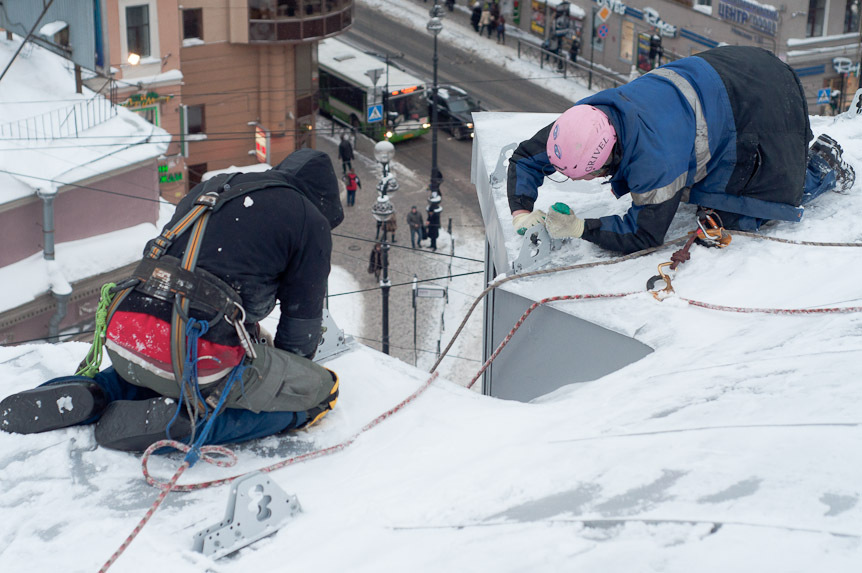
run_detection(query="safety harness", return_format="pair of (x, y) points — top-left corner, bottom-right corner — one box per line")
(100, 173), (291, 416)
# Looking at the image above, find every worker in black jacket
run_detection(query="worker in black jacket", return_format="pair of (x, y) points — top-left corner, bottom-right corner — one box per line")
(1, 150), (343, 451)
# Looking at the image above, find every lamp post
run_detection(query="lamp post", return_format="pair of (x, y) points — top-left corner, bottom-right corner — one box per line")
(427, 3), (444, 198)
(372, 140), (396, 354)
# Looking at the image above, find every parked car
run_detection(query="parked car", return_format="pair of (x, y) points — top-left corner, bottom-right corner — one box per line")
(425, 85), (484, 140)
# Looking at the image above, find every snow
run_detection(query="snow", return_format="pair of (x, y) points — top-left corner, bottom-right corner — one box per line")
(202, 163), (273, 181)
(2, 4), (862, 572)
(0, 35), (170, 197)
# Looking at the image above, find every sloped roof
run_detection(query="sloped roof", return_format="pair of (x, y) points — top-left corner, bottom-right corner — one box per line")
(0, 34), (169, 202)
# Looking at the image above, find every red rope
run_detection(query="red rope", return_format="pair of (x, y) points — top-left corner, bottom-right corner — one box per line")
(467, 293), (635, 389)
(141, 371), (439, 494)
(98, 462), (188, 573)
(466, 291), (862, 390)
(681, 299), (862, 315)
(100, 371), (439, 571)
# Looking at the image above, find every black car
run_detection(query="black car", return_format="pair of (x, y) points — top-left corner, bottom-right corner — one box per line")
(426, 85), (483, 140)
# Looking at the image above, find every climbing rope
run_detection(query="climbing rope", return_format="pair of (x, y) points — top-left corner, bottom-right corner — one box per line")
(101, 226), (862, 570)
(433, 229), (862, 378)
(74, 282), (116, 377)
(101, 371), (440, 571)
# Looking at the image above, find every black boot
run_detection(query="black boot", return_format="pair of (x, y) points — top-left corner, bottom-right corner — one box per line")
(0, 381), (107, 434)
(811, 134), (856, 192)
(94, 397), (193, 452)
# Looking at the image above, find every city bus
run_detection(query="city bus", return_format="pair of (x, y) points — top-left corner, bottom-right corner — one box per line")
(318, 38), (430, 143)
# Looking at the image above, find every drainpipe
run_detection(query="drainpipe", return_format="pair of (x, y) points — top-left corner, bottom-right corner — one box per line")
(37, 188), (72, 342)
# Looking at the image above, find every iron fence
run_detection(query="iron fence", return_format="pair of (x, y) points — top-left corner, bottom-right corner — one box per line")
(0, 97), (117, 142)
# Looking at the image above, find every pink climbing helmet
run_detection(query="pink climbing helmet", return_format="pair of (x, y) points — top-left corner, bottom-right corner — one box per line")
(546, 105), (617, 179)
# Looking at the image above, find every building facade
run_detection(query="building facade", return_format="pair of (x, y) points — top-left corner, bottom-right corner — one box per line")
(511, 0), (862, 113)
(96, 0), (353, 198)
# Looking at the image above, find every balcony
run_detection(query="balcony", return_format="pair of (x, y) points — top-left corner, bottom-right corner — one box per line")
(249, 0), (353, 43)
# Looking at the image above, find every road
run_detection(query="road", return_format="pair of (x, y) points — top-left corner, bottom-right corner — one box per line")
(322, 2), (575, 372)
(343, 1), (575, 221)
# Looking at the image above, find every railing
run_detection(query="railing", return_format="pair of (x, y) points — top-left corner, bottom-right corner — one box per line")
(516, 38), (632, 92)
(0, 97), (117, 142)
(248, 0), (353, 42)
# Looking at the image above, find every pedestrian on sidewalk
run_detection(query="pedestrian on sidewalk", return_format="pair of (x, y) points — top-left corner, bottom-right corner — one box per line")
(488, 2), (499, 38)
(569, 35), (580, 63)
(407, 205), (424, 248)
(385, 218), (398, 243)
(496, 14), (506, 44)
(426, 204), (441, 251)
(478, 3), (491, 36)
(368, 242), (383, 281)
(471, 2), (481, 32)
(343, 169), (360, 207)
(338, 133), (354, 175)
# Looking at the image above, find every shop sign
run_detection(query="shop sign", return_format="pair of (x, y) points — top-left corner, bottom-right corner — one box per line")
(717, 0), (778, 36)
(121, 92), (172, 108)
(531, 0), (546, 35)
(644, 7), (677, 37)
(158, 164), (183, 184)
(595, 0), (627, 16)
(255, 125), (269, 163)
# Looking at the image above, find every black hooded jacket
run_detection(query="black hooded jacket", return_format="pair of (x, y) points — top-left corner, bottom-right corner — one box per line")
(118, 149), (342, 358)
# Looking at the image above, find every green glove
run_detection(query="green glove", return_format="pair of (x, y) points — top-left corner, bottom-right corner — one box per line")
(545, 202), (584, 239)
(512, 210), (547, 235)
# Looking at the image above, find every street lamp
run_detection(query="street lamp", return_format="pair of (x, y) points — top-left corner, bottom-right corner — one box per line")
(372, 140), (396, 354)
(427, 3), (444, 198)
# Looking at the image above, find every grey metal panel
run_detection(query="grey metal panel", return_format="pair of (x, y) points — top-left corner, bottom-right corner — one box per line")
(0, 0), (108, 73)
(471, 122), (511, 277)
(486, 288), (653, 402)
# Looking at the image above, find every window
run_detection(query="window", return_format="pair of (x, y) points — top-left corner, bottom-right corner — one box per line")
(126, 5), (151, 57)
(187, 105), (205, 134)
(187, 163), (208, 188)
(845, 0), (861, 33)
(183, 8), (203, 40)
(296, 43), (313, 96)
(807, 0), (827, 36)
(134, 106), (159, 126)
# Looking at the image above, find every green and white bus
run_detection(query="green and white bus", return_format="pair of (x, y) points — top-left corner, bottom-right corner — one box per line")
(318, 38), (430, 143)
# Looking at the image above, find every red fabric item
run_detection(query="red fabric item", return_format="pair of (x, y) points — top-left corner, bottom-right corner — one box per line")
(345, 173), (359, 191)
(106, 311), (244, 380)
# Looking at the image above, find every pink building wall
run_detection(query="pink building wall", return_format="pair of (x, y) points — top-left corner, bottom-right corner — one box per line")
(0, 163), (160, 268)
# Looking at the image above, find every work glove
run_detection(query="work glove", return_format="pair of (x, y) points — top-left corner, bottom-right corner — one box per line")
(512, 210), (547, 235)
(544, 202), (584, 239)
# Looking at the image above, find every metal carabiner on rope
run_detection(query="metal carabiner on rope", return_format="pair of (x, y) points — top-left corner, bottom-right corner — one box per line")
(646, 261), (675, 300)
(225, 301), (258, 360)
(695, 209), (732, 248)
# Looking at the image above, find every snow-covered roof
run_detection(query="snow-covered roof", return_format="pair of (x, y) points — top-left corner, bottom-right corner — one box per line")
(0, 34), (170, 201)
(2, 109), (861, 571)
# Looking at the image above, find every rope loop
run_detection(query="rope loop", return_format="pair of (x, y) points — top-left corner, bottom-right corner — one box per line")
(75, 282), (117, 378)
(142, 439), (238, 490)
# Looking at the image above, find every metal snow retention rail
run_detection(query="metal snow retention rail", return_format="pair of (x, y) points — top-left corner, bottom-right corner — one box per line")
(515, 38), (629, 91)
(0, 97), (117, 142)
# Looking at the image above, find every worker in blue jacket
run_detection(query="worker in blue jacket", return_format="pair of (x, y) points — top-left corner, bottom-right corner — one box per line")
(507, 46), (857, 254)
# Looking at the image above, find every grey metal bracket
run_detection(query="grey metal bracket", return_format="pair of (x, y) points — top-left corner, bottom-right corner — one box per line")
(314, 308), (350, 363)
(489, 142), (519, 189)
(193, 472), (302, 560)
(511, 223), (564, 275)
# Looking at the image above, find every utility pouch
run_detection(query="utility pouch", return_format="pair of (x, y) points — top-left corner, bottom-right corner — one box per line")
(224, 344), (335, 413)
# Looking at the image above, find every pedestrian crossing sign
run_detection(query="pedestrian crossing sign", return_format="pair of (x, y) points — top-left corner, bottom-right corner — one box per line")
(367, 104), (383, 123)
(817, 88), (831, 104)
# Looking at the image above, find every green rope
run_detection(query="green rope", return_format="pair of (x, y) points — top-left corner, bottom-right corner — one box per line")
(75, 282), (117, 378)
